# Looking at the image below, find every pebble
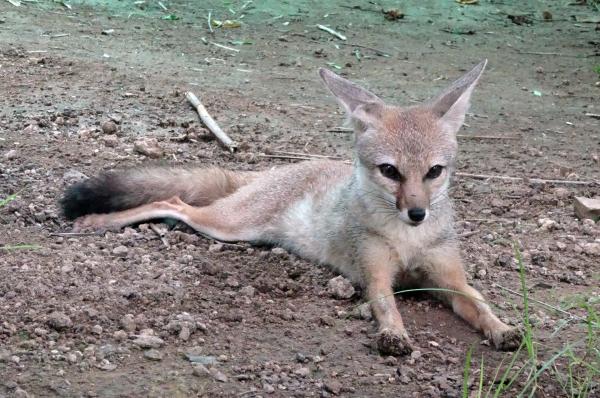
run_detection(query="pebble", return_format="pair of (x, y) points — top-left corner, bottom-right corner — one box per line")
(144, 349), (163, 361)
(134, 138), (163, 158)
(101, 120), (118, 135)
(132, 335), (164, 349)
(192, 363), (211, 377)
(327, 275), (355, 299)
(240, 285), (256, 297)
(324, 380), (342, 395)
(179, 326), (191, 341)
(47, 311), (73, 331)
(103, 134), (119, 147)
(208, 243), (223, 252)
(582, 242), (600, 256)
(294, 366), (310, 377)
(120, 314), (136, 332)
(185, 354), (217, 365)
(263, 383), (275, 393)
(113, 330), (127, 341)
(112, 245), (129, 258)
(271, 247), (287, 255)
(92, 325), (103, 335)
(14, 388), (29, 398)
(4, 149), (18, 160)
(225, 276), (239, 288)
(95, 359), (117, 371)
(209, 367), (228, 382)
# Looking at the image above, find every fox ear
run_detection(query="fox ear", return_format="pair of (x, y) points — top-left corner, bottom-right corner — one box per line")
(429, 60), (487, 135)
(319, 68), (384, 114)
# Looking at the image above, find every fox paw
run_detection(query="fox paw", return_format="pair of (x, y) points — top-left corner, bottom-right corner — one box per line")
(491, 327), (522, 351)
(376, 328), (413, 356)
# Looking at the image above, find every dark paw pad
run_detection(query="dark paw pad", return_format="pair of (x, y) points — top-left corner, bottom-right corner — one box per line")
(376, 329), (413, 356)
(493, 327), (522, 351)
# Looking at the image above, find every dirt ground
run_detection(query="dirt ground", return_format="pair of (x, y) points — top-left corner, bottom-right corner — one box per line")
(1, 1), (599, 397)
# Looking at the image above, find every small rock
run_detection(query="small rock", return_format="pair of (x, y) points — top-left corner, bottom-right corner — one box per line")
(47, 311), (72, 331)
(134, 138), (163, 158)
(582, 242), (600, 256)
(179, 326), (191, 341)
(263, 383), (275, 393)
(240, 285), (256, 297)
(120, 314), (136, 332)
(144, 349), (163, 361)
(271, 247), (287, 255)
(225, 276), (239, 288)
(574, 197), (600, 221)
(208, 243), (223, 252)
(112, 245), (129, 257)
(14, 388), (29, 398)
(209, 367), (228, 382)
(192, 363), (211, 377)
(101, 120), (118, 135)
(327, 275), (355, 299)
(95, 359), (117, 371)
(4, 149), (18, 160)
(132, 335), (164, 349)
(92, 325), (103, 335)
(324, 380), (342, 395)
(185, 354), (217, 365)
(410, 350), (422, 360)
(113, 330), (127, 341)
(103, 134), (119, 147)
(294, 367), (310, 377)
(537, 218), (557, 231)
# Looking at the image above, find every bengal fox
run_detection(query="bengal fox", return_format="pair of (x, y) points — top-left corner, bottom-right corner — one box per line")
(61, 60), (521, 355)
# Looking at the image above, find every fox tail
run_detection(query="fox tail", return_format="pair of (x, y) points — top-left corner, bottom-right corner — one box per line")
(61, 166), (256, 220)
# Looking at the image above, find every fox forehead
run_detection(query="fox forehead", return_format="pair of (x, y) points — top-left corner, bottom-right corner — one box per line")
(358, 106), (457, 168)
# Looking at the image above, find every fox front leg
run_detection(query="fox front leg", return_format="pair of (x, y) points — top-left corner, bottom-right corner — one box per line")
(423, 246), (522, 351)
(360, 240), (414, 356)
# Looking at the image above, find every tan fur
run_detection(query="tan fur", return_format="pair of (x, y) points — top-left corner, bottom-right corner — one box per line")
(67, 61), (521, 355)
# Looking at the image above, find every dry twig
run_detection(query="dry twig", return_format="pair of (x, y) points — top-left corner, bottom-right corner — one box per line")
(317, 24), (347, 40)
(185, 91), (237, 152)
(455, 172), (597, 186)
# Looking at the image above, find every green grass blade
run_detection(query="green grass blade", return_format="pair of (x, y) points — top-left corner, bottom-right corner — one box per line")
(478, 354), (485, 398)
(0, 193), (18, 207)
(0, 244), (41, 251)
(463, 345), (474, 398)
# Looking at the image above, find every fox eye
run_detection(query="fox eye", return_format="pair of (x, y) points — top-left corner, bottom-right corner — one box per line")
(378, 164), (402, 181)
(425, 165), (444, 180)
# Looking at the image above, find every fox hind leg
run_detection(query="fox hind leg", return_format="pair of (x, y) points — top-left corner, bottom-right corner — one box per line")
(73, 196), (253, 242)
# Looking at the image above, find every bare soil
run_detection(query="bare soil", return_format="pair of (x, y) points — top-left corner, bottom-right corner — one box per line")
(1, 1), (599, 397)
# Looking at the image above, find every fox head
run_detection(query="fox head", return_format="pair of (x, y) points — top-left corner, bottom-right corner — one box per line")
(319, 61), (486, 226)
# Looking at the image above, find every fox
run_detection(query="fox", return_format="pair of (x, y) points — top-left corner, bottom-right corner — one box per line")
(61, 60), (521, 355)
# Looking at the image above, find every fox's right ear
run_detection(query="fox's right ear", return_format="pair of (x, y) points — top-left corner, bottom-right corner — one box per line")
(319, 68), (384, 131)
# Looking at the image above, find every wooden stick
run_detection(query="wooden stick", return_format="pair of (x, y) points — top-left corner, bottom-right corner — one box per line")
(455, 172), (597, 186)
(185, 91), (237, 152)
(338, 42), (390, 57)
(210, 41), (239, 52)
(271, 150), (342, 159)
(317, 24), (347, 40)
(457, 135), (520, 140)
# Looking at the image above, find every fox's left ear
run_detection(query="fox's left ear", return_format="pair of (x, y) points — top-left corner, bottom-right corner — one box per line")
(429, 60), (487, 135)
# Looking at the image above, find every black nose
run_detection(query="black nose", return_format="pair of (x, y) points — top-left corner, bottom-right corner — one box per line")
(407, 208), (426, 222)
